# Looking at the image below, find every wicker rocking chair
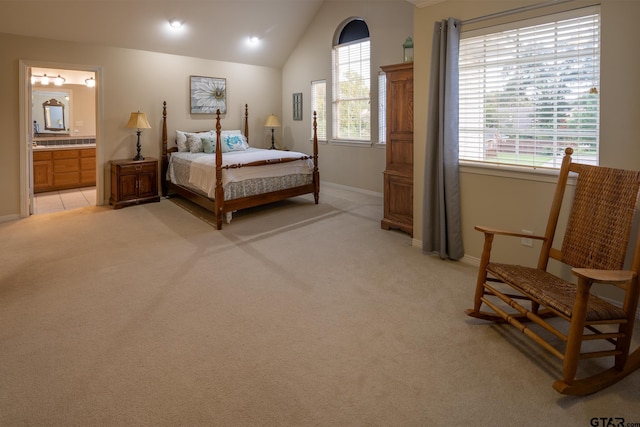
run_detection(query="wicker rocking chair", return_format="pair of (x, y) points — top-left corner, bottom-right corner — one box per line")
(466, 148), (640, 395)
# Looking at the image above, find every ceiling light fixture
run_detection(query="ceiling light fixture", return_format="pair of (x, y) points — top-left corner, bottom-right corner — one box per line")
(169, 18), (184, 28)
(249, 36), (260, 45)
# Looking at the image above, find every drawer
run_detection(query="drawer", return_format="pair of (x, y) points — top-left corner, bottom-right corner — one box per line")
(54, 158), (79, 173)
(80, 157), (95, 170)
(53, 172), (80, 187)
(117, 162), (156, 175)
(53, 149), (79, 160)
(33, 150), (52, 161)
(80, 148), (96, 158)
(80, 170), (96, 184)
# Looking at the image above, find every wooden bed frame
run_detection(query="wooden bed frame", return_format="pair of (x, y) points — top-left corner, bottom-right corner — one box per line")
(160, 101), (320, 229)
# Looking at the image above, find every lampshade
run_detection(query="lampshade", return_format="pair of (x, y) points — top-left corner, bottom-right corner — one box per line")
(126, 111), (151, 130)
(264, 114), (281, 128)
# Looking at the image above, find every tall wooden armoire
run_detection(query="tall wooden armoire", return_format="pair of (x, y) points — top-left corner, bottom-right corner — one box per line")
(381, 62), (413, 236)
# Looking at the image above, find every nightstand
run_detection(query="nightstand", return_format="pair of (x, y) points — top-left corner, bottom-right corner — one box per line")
(109, 158), (160, 209)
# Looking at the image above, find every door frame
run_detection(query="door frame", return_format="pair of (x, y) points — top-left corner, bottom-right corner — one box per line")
(19, 60), (103, 217)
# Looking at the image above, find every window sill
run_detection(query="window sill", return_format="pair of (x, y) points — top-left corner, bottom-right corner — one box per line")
(330, 139), (372, 147)
(459, 161), (567, 185)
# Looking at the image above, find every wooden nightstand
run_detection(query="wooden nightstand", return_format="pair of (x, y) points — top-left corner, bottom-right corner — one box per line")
(109, 158), (160, 209)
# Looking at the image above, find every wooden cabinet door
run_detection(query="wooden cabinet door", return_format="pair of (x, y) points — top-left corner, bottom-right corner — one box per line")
(137, 171), (157, 198)
(33, 160), (53, 191)
(118, 173), (139, 200)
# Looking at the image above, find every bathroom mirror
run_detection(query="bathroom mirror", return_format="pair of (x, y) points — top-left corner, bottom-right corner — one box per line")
(33, 90), (70, 135)
(43, 98), (66, 131)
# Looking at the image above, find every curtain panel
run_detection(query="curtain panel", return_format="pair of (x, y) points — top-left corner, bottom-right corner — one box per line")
(422, 18), (464, 260)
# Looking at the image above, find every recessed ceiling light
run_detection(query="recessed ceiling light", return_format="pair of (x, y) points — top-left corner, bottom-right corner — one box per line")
(249, 36), (260, 44)
(169, 18), (183, 28)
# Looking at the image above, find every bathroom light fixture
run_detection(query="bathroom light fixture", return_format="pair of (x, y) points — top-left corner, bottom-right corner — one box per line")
(169, 17), (183, 28)
(249, 36), (259, 44)
(85, 77), (96, 88)
(31, 74), (66, 86)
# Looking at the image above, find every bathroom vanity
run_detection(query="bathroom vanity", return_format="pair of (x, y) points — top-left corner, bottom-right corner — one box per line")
(33, 139), (96, 193)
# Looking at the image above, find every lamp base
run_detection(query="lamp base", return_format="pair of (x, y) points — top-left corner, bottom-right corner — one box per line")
(133, 130), (144, 161)
(269, 128), (276, 150)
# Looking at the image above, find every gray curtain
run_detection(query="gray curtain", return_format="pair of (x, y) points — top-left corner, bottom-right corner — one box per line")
(422, 18), (464, 260)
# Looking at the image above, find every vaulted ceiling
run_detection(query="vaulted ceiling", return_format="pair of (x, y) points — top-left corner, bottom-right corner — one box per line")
(1, 0), (426, 69)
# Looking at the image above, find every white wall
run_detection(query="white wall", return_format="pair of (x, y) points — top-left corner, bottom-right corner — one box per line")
(0, 32), (282, 217)
(282, 1), (414, 193)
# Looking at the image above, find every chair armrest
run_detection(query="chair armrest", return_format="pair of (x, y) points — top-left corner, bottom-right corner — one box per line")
(572, 268), (637, 285)
(475, 225), (546, 241)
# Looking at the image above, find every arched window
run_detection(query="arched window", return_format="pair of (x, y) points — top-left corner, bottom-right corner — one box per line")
(332, 18), (370, 143)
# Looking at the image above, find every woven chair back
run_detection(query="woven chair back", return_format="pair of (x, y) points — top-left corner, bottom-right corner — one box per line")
(560, 165), (640, 270)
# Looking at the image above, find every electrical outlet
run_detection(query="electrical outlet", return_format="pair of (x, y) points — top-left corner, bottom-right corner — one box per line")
(521, 229), (534, 247)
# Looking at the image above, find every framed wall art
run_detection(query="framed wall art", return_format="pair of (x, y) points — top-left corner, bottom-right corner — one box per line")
(293, 92), (303, 121)
(190, 76), (227, 114)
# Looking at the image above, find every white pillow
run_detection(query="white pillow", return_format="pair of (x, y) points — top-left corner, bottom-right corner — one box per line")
(222, 134), (249, 152)
(187, 134), (204, 153)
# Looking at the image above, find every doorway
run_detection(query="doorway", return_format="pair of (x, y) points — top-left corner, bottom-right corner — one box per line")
(19, 61), (102, 217)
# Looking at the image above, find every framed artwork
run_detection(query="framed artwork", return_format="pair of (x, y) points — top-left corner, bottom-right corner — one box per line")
(190, 76), (227, 114)
(293, 92), (303, 121)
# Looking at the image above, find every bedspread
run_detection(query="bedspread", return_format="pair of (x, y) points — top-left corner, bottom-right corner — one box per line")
(167, 148), (313, 198)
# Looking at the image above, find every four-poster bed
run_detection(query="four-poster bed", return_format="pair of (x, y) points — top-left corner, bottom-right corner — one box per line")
(160, 101), (320, 229)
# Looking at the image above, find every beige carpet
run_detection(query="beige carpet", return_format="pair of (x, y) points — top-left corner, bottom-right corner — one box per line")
(1, 185), (639, 426)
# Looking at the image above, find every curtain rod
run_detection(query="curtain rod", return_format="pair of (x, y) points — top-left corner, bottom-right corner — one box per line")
(462, 0), (577, 25)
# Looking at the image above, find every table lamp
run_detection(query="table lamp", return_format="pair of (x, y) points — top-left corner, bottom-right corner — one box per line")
(264, 114), (281, 150)
(126, 111), (151, 160)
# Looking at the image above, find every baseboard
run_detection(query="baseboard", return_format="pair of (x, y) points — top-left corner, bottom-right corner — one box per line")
(320, 181), (383, 198)
(0, 213), (21, 223)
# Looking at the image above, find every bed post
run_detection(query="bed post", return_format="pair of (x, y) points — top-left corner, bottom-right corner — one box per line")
(214, 109), (224, 230)
(312, 111), (320, 204)
(161, 101), (168, 197)
(244, 104), (249, 144)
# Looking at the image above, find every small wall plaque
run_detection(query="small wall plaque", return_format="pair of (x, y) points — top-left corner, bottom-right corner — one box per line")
(293, 92), (303, 121)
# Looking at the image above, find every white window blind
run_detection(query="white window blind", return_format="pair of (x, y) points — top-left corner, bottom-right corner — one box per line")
(311, 80), (327, 141)
(378, 71), (386, 144)
(459, 7), (600, 169)
(332, 40), (371, 142)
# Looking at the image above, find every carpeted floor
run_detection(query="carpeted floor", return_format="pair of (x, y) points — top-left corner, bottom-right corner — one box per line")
(1, 185), (639, 426)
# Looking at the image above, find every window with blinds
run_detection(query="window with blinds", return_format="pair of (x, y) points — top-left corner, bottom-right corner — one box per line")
(311, 80), (327, 141)
(332, 39), (371, 142)
(459, 7), (600, 169)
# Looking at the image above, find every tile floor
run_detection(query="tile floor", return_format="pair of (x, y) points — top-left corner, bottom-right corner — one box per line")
(33, 187), (96, 215)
